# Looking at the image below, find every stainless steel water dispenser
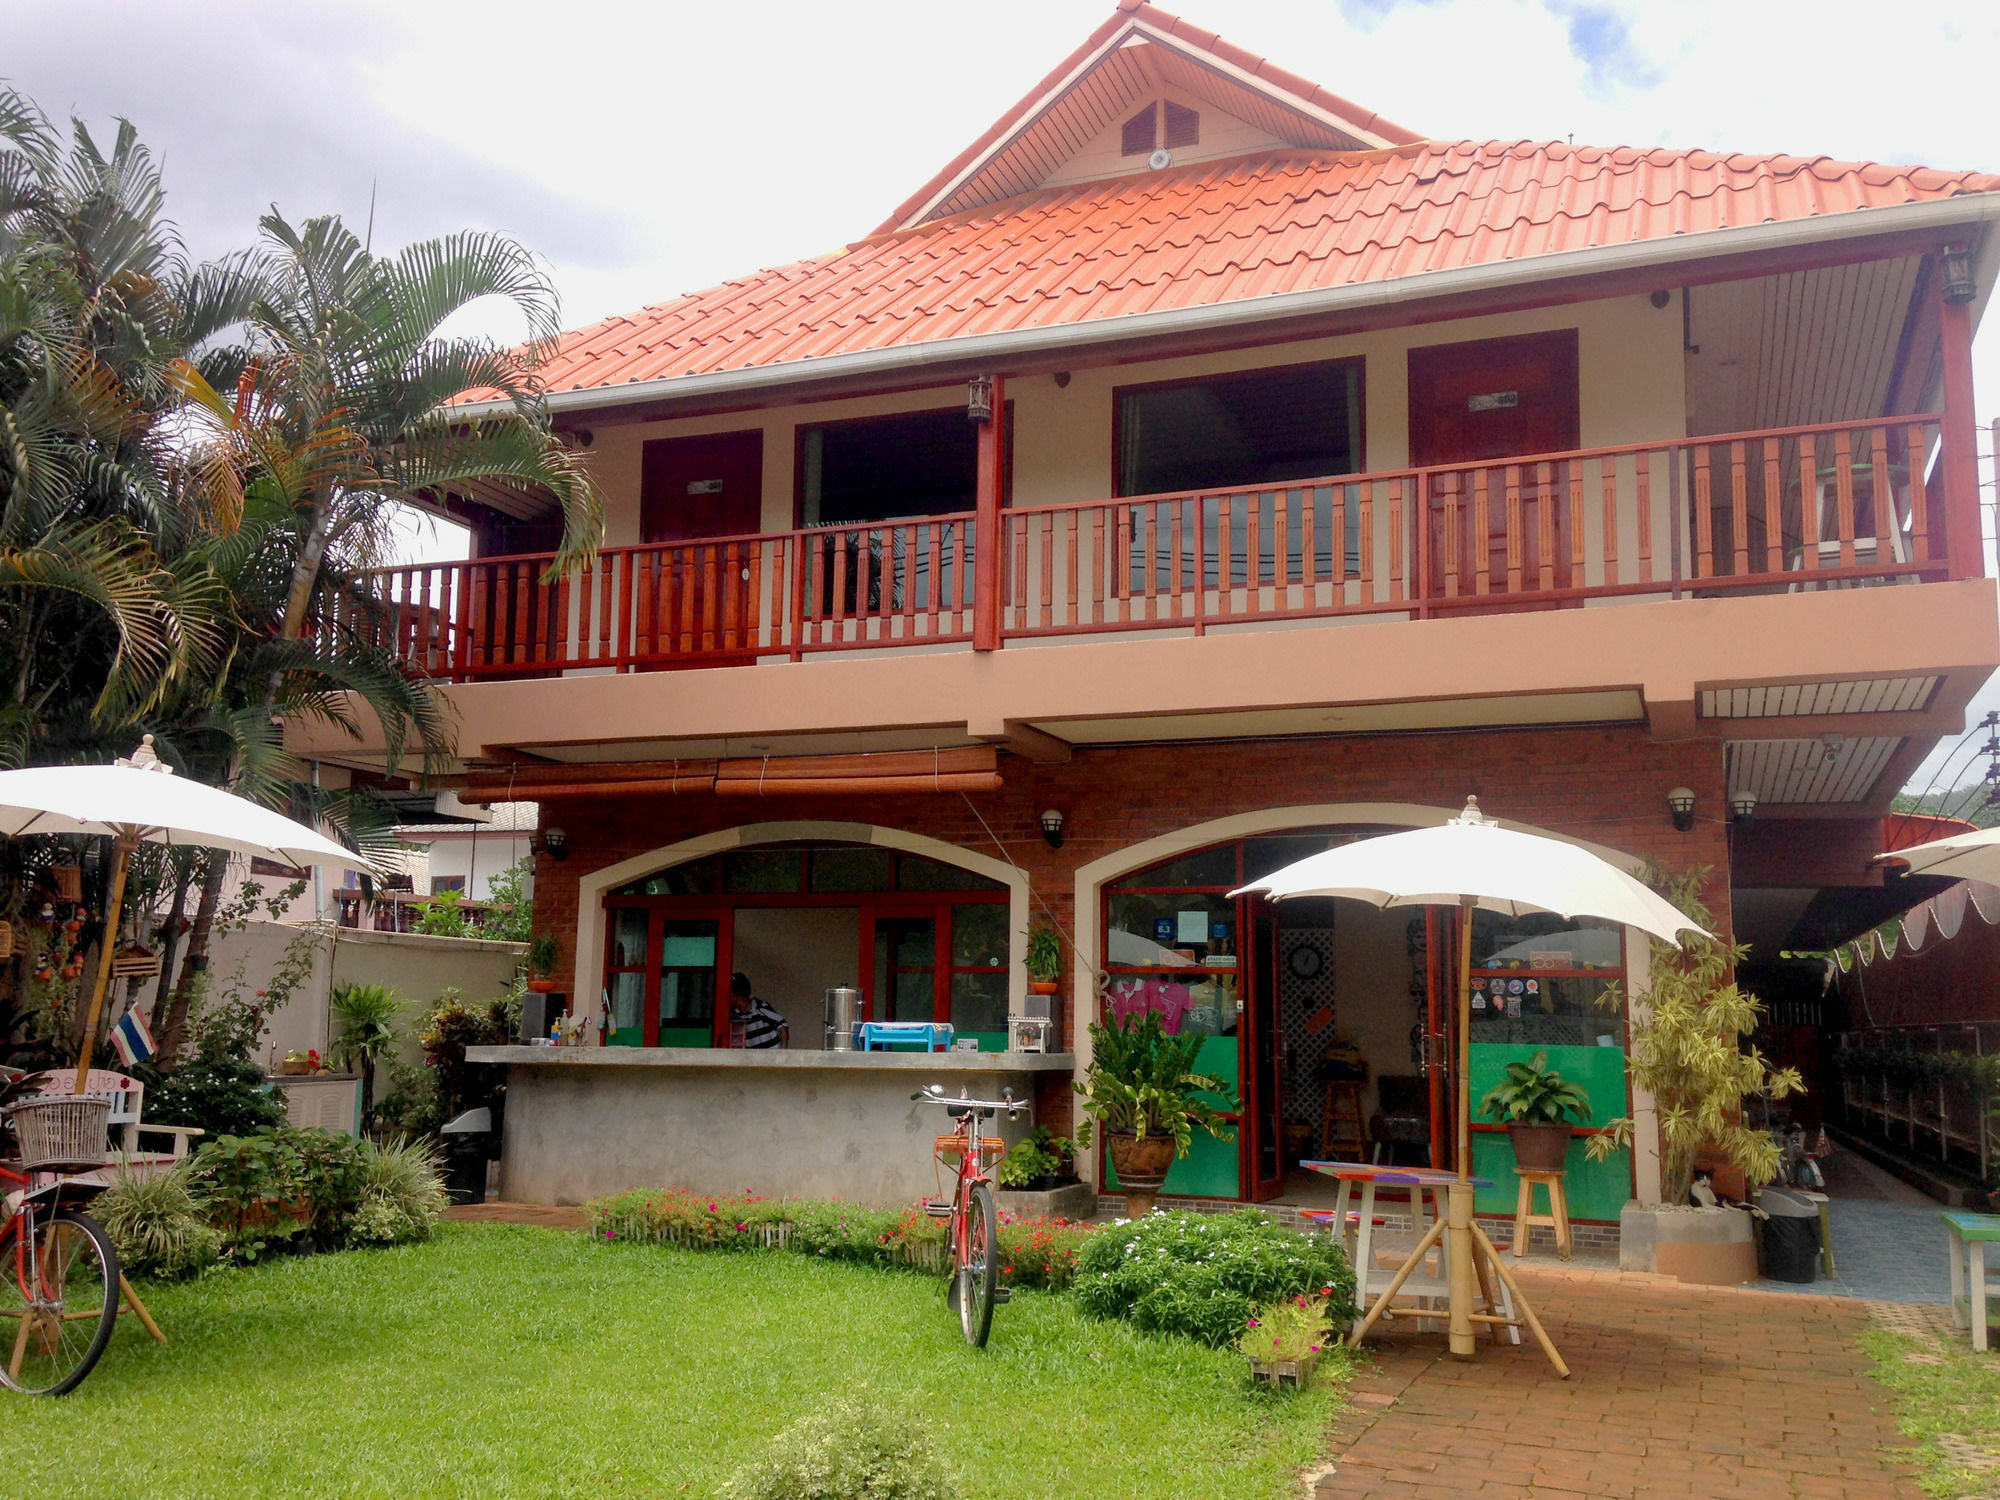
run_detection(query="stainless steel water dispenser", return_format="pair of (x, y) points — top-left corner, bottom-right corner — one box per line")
(824, 985), (861, 1051)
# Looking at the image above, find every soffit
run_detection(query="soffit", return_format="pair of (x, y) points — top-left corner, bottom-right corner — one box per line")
(499, 727), (980, 765)
(1685, 256), (1925, 434)
(1039, 689), (1644, 745)
(1725, 735), (1900, 804)
(1701, 677), (1939, 718)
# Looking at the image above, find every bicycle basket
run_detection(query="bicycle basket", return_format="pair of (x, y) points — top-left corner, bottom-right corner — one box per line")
(934, 1133), (1005, 1165)
(4, 1095), (111, 1173)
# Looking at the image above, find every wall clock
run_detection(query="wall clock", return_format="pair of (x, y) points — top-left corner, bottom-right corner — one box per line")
(1286, 943), (1324, 981)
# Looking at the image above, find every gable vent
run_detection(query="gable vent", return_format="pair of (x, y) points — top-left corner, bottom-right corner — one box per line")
(1122, 105), (1157, 158)
(1163, 100), (1200, 149)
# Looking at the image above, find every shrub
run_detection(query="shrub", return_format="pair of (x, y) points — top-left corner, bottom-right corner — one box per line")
(136, 1056), (288, 1139)
(373, 1053), (444, 1140)
(723, 1397), (957, 1500)
(93, 1163), (222, 1279)
(185, 1127), (368, 1253)
(1074, 1210), (1355, 1347)
(420, 988), (518, 1120)
(349, 1136), (450, 1246)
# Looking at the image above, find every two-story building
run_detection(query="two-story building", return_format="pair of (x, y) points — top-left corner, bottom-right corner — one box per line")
(301, 2), (2000, 1221)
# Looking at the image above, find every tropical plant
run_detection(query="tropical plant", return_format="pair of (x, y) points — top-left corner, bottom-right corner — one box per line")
(1478, 1050), (1591, 1125)
(1073, 1011), (1236, 1157)
(1025, 925), (1062, 983)
(1585, 867), (1803, 1202)
(330, 981), (400, 1128)
(484, 860), (533, 944)
(996, 1126), (1075, 1188)
(523, 932), (559, 980)
(413, 888), (471, 939)
(348, 1135), (449, 1246)
(92, 1161), (222, 1279)
(1073, 1209), (1354, 1348)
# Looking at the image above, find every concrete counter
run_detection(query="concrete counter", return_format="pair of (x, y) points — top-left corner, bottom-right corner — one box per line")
(476, 1046), (1076, 1207)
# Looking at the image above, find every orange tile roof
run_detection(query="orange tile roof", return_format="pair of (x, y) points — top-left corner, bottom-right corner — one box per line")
(529, 141), (2000, 401)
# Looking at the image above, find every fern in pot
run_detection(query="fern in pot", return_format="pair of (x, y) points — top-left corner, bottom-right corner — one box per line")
(1074, 1012), (1236, 1217)
(1478, 1050), (1589, 1172)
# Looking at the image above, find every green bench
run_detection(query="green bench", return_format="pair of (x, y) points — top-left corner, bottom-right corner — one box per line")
(1942, 1211), (2000, 1352)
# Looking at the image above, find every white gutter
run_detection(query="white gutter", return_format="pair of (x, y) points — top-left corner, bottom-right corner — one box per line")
(470, 194), (2000, 421)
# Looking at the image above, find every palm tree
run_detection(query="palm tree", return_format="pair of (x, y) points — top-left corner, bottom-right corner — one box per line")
(157, 211), (603, 1050)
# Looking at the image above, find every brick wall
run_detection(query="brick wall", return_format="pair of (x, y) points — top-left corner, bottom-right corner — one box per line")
(528, 724), (1730, 1132)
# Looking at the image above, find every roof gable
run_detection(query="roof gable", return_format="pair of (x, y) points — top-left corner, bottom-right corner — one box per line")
(876, 2), (1420, 233)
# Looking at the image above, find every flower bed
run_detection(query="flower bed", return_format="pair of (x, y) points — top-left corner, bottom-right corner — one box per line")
(584, 1188), (1095, 1290)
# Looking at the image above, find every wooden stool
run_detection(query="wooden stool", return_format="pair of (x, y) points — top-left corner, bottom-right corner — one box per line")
(1512, 1169), (1572, 1261)
(1319, 1078), (1366, 1157)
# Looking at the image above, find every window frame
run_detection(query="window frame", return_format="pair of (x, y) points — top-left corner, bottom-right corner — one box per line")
(791, 403), (1014, 529)
(1109, 355), (1368, 500)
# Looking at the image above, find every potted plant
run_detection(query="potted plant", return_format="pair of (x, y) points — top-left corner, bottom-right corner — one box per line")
(330, 982), (401, 1130)
(998, 1127), (1078, 1192)
(1074, 1011), (1237, 1218)
(1585, 867), (1804, 1283)
(1479, 1050), (1590, 1171)
(1239, 1292), (1334, 1388)
(1026, 926), (1062, 995)
(524, 933), (561, 993)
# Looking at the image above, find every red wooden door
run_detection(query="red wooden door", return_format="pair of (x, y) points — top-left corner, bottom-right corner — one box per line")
(638, 431), (764, 660)
(1410, 330), (1579, 600)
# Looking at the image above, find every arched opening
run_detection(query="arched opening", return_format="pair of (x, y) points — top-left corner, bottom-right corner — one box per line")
(575, 822), (1030, 1052)
(1073, 806), (1640, 1217)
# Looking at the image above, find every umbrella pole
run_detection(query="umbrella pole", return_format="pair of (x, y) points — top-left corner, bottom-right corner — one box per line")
(73, 831), (136, 1095)
(1447, 897), (1477, 1355)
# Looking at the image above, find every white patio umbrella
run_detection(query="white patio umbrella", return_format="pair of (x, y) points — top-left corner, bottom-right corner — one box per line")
(1232, 795), (1706, 1373)
(0, 737), (369, 1092)
(1876, 824), (2000, 884)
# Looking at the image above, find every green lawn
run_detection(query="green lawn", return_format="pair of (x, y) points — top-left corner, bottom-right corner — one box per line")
(1860, 1327), (2000, 1499)
(0, 1222), (1346, 1499)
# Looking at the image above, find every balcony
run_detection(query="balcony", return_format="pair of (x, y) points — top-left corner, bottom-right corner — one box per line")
(356, 415), (1963, 683)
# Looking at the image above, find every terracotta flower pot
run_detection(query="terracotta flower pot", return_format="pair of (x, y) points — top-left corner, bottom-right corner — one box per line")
(1507, 1122), (1573, 1172)
(1029, 979), (1060, 995)
(1107, 1130), (1176, 1218)
(526, 978), (558, 993)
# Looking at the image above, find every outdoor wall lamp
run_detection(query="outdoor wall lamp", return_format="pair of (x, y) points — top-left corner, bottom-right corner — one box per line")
(1666, 787), (1696, 832)
(1941, 245), (1976, 305)
(966, 374), (994, 424)
(1729, 791), (1758, 827)
(1039, 809), (1065, 849)
(532, 827), (568, 861)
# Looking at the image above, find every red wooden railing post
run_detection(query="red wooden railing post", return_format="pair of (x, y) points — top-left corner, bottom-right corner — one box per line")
(973, 375), (1005, 651)
(1939, 287), (1982, 581)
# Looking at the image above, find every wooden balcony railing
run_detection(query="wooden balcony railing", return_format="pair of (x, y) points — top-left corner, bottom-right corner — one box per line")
(350, 415), (1954, 682)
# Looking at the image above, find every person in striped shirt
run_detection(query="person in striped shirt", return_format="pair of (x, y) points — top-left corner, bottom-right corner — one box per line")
(730, 971), (788, 1049)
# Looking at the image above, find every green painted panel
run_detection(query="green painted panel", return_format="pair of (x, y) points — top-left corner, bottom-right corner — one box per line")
(1468, 1042), (1630, 1221)
(1107, 1036), (1241, 1201)
(603, 1027), (643, 1048)
(657, 1027), (712, 1049)
(969, 1031), (1009, 1053)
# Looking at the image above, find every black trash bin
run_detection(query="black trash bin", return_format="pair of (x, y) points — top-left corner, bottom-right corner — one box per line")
(441, 1107), (492, 1207)
(1759, 1187), (1821, 1283)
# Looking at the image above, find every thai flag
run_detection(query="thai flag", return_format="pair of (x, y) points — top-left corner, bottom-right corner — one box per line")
(110, 1007), (155, 1067)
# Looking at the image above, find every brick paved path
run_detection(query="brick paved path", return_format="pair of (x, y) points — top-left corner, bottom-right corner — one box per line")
(1317, 1264), (1923, 1499)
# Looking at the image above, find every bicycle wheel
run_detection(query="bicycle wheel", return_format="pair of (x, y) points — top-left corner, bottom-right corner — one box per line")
(957, 1180), (998, 1348)
(0, 1208), (119, 1397)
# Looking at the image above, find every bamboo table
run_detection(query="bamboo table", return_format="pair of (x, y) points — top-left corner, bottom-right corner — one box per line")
(1301, 1159), (1567, 1376)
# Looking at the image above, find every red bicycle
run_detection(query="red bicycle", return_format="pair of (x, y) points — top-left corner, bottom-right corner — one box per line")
(912, 1084), (1023, 1347)
(1, 1092), (121, 1397)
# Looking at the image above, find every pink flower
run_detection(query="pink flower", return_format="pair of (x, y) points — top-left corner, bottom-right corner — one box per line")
(735, 1223), (747, 1232)
(1246, 1318), (1260, 1328)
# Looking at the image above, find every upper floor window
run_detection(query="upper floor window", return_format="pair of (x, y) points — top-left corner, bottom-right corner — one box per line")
(1115, 358), (1364, 497)
(797, 406), (1012, 527)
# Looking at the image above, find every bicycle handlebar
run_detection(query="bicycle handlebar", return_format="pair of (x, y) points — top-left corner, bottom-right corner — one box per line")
(910, 1084), (1023, 1117)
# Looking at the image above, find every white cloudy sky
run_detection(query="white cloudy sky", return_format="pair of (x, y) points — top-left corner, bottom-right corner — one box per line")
(12, 0), (2000, 791)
